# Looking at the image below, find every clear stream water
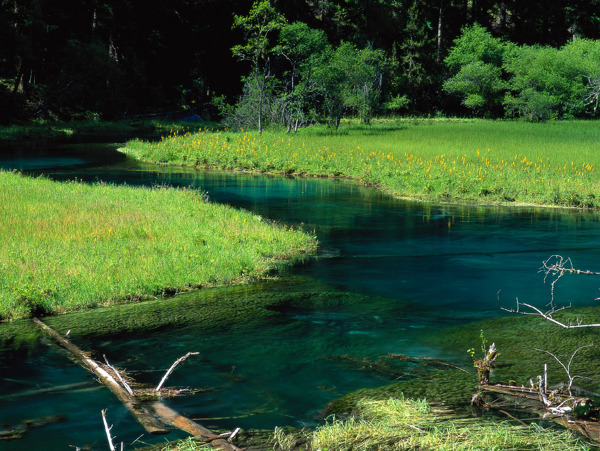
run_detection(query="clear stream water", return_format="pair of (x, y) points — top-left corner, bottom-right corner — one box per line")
(1, 142), (600, 449)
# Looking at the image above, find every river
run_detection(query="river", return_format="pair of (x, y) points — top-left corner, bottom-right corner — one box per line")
(1, 141), (600, 449)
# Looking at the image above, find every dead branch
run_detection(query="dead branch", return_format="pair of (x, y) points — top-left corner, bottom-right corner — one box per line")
(101, 410), (116, 451)
(540, 255), (600, 306)
(501, 299), (600, 329)
(33, 318), (169, 435)
(33, 318), (242, 450)
(104, 355), (134, 397)
(499, 254), (600, 328)
(150, 402), (243, 451)
(155, 352), (199, 392)
(534, 344), (594, 395)
(384, 353), (469, 373)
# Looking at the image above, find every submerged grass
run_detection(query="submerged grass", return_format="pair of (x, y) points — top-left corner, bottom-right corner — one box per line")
(273, 397), (589, 450)
(0, 170), (317, 320)
(123, 119), (600, 208)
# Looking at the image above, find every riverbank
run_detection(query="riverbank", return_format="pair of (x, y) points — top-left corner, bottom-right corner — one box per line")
(122, 119), (600, 209)
(0, 170), (317, 320)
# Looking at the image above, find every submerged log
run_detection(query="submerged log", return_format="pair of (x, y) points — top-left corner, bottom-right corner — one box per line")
(32, 318), (243, 450)
(33, 317), (169, 435)
(151, 402), (242, 451)
(384, 353), (469, 373)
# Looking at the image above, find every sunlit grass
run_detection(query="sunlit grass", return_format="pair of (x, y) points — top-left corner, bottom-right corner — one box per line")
(0, 170), (317, 320)
(272, 397), (589, 450)
(123, 119), (600, 208)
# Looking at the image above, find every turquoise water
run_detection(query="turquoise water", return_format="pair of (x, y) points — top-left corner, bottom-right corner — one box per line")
(1, 144), (600, 449)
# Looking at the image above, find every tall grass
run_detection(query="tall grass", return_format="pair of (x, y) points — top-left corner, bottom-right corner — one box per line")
(272, 397), (589, 450)
(0, 170), (317, 320)
(123, 119), (600, 208)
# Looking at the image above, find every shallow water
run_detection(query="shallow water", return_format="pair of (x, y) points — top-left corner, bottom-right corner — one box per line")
(1, 143), (600, 449)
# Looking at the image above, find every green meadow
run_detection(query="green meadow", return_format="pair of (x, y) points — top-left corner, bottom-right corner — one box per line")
(124, 119), (600, 209)
(0, 171), (317, 320)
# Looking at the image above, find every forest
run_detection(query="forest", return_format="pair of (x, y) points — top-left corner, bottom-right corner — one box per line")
(2, 0), (600, 125)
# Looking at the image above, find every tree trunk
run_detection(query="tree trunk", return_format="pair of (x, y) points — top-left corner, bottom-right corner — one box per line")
(437, 0), (444, 62)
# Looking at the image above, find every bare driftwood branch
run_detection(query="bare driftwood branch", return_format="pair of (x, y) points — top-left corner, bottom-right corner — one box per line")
(534, 344), (594, 395)
(101, 409), (116, 451)
(500, 255), (600, 328)
(540, 255), (600, 304)
(104, 355), (134, 397)
(500, 300), (600, 329)
(155, 352), (200, 392)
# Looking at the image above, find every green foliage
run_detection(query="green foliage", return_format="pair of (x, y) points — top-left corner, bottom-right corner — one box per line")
(445, 24), (600, 120)
(276, 22), (331, 132)
(503, 45), (581, 121)
(444, 25), (511, 117)
(338, 44), (387, 124)
(521, 38), (600, 118)
(384, 94), (410, 113)
(231, 0), (287, 66)
(445, 24), (508, 71)
(0, 170), (317, 320)
(503, 88), (559, 122)
(231, 0), (287, 134)
(444, 61), (505, 116)
(4, 1), (600, 122)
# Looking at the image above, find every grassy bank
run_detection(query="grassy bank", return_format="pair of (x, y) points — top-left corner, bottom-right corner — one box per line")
(123, 119), (600, 208)
(0, 170), (317, 320)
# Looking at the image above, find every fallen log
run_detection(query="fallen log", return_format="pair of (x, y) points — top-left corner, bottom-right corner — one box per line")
(480, 383), (600, 443)
(151, 402), (242, 451)
(33, 317), (169, 435)
(32, 318), (243, 450)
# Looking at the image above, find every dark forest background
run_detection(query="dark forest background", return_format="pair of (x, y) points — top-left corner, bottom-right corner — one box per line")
(2, 0), (600, 125)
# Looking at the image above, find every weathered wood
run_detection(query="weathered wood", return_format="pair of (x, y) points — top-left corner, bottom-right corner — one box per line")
(151, 401), (242, 451)
(32, 317), (245, 449)
(32, 317), (169, 435)
(155, 352), (200, 392)
(481, 383), (600, 443)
